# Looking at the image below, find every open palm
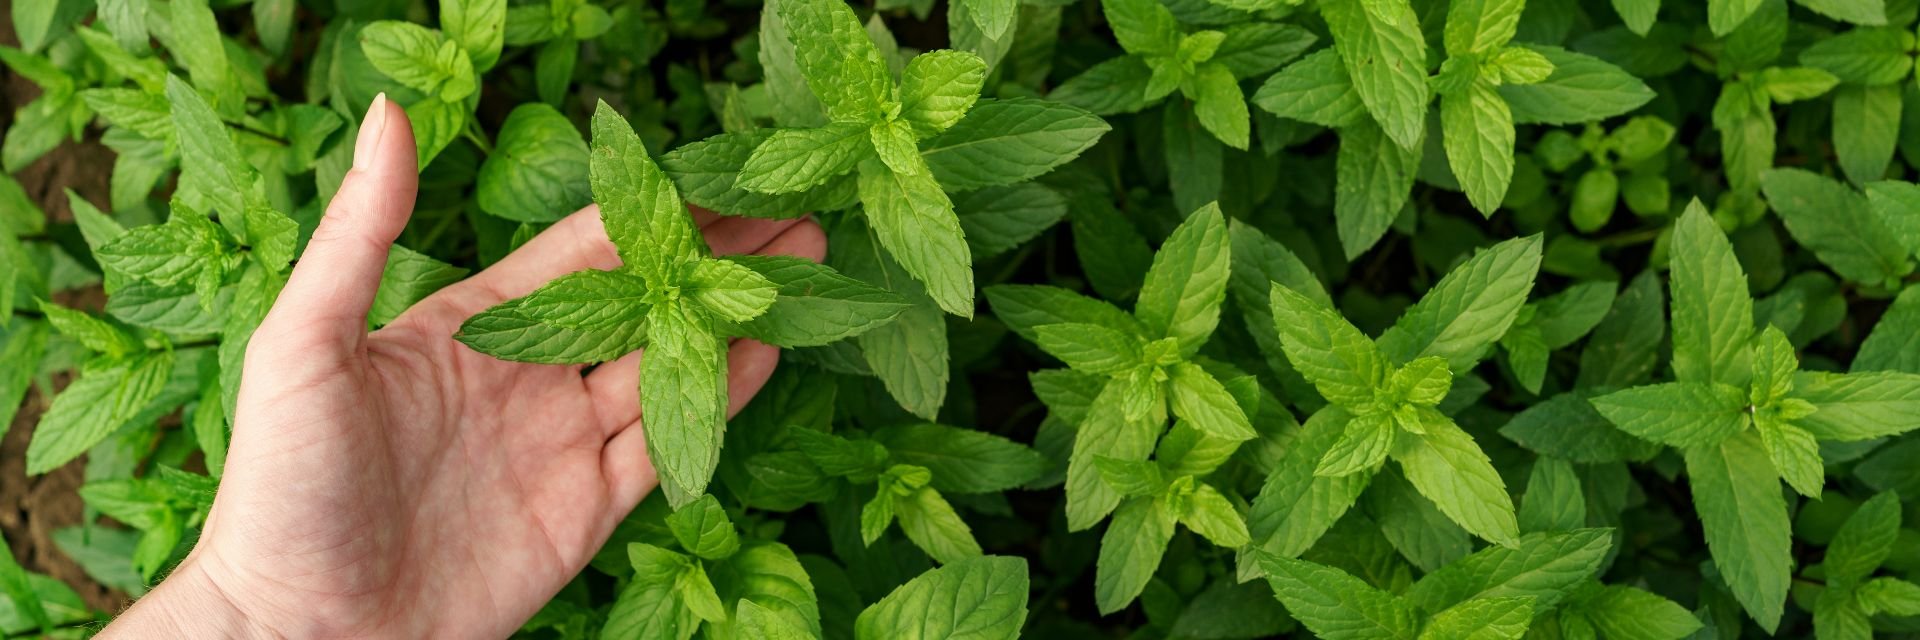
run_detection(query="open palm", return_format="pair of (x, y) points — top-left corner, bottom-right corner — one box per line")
(120, 98), (824, 638)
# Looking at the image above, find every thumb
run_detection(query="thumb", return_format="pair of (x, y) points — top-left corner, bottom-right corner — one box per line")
(266, 94), (417, 346)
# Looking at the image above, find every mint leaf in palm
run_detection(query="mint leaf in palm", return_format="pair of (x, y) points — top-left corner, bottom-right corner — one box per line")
(458, 103), (908, 508)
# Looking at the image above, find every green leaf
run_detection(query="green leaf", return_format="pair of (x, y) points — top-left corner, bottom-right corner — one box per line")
(25, 352), (175, 475)
(1668, 201), (1754, 387)
(1789, 370), (1920, 440)
(1378, 235), (1543, 371)
(1590, 382), (1752, 449)
(1823, 491), (1900, 585)
(1406, 529), (1612, 612)
(1709, 0), (1765, 35)
(1049, 56), (1155, 116)
(644, 299), (728, 508)
(1268, 283), (1388, 406)
(1518, 457), (1585, 533)
(360, 21), (477, 102)
(1034, 323), (1142, 374)
(455, 304), (650, 364)
(441, 0), (507, 71)
(1191, 63), (1250, 150)
(1328, 0), (1436, 148)
(662, 130), (858, 219)
(1575, 585), (1704, 640)
(1498, 46), (1655, 125)
(739, 122), (873, 195)
(1254, 49), (1367, 129)
(778, 0), (893, 120)
(1392, 414), (1521, 547)
(1169, 362), (1258, 440)
(872, 423), (1048, 493)
(899, 50), (987, 138)
(1855, 285), (1920, 373)
(591, 102), (704, 282)
(1178, 483), (1251, 547)
(1444, 0), (1526, 55)
(894, 486), (983, 564)
(1419, 597), (1534, 640)
(1866, 181), (1920, 263)
(1799, 27), (1913, 85)
(1759, 169), (1911, 285)
(1753, 414), (1822, 498)
(735, 599), (814, 640)
(1793, 0), (1886, 27)
(1242, 408), (1375, 570)
(1442, 82), (1517, 216)
(1135, 202), (1232, 355)
(857, 156), (975, 317)
(1213, 23), (1317, 79)
(477, 103), (592, 223)
(1856, 577), (1920, 615)
(166, 75), (254, 223)
(370, 245), (470, 326)
(1066, 375), (1165, 530)
(0, 530), (50, 634)
(1102, 0), (1181, 56)
(1256, 553), (1421, 640)
(956, 183), (1068, 259)
(1832, 85), (1901, 187)
(921, 98), (1111, 191)
(852, 556), (1028, 640)
(1335, 119), (1421, 259)
(870, 120), (924, 177)
(605, 544), (696, 639)
(514, 269), (653, 331)
(728, 254), (911, 348)
(1316, 411), (1395, 476)
(38, 302), (140, 358)
(1684, 429), (1791, 632)
(1319, 0), (1429, 150)
(985, 284), (1144, 344)
(668, 495), (743, 560)
(688, 258), (779, 323)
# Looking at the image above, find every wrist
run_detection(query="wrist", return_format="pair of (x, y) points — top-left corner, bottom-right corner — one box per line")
(101, 557), (285, 640)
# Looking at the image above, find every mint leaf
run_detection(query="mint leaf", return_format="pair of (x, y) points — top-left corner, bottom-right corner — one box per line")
(591, 101), (705, 281)
(477, 103), (591, 222)
(1442, 82), (1517, 216)
(1419, 597), (1534, 640)
(853, 556), (1028, 640)
(1256, 553), (1421, 640)
(1136, 203), (1231, 355)
(1669, 201), (1754, 387)
(1320, 0), (1428, 150)
(739, 122), (872, 195)
(1095, 497), (1176, 613)
(920, 98), (1111, 191)
(1685, 429), (1791, 632)
(1392, 414), (1521, 547)
(25, 352), (174, 475)
(1590, 382), (1752, 448)
(1378, 235), (1543, 371)
(1253, 49), (1366, 129)
(728, 254), (911, 348)
(644, 300), (728, 508)
(899, 50), (987, 137)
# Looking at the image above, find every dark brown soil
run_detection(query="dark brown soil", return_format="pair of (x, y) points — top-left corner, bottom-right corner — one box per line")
(1, 10), (135, 615)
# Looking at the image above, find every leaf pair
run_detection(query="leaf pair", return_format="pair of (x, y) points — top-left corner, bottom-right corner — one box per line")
(1810, 492), (1920, 637)
(1093, 468), (1250, 613)
(458, 103), (909, 508)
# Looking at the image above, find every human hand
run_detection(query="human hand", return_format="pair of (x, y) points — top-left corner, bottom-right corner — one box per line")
(101, 97), (825, 638)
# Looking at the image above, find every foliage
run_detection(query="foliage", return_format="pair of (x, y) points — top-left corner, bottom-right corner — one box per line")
(5, 0), (1920, 636)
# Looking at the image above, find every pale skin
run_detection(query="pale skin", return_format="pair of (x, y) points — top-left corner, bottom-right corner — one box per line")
(99, 97), (826, 638)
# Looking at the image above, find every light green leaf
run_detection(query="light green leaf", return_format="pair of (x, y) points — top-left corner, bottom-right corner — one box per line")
(1789, 370), (1920, 440)
(894, 486), (983, 564)
(857, 156), (974, 317)
(1191, 63), (1250, 150)
(1316, 411), (1396, 477)
(1590, 382), (1752, 449)
(1256, 553), (1421, 640)
(514, 269), (653, 331)
(1442, 82), (1517, 216)
(1392, 414), (1520, 547)
(900, 50), (987, 138)
(1034, 323), (1142, 374)
(1759, 169), (1911, 285)
(1135, 202), (1231, 355)
(1406, 529), (1612, 612)
(1268, 283), (1389, 406)
(852, 556), (1028, 640)
(1335, 119), (1421, 259)
(921, 98), (1111, 191)
(591, 101), (704, 282)
(1377, 235), (1543, 371)
(1684, 429), (1791, 632)
(1419, 597), (1535, 640)
(1823, 491), (1899, 585)
(1444, 0), (1526, 55)
(1169, 362), (1257, 440)
(25, 353), (174, 475)
(728, 254), (911, 348)
(777, 0), (893, 120)
(1319, 0), (1429, 150)
(668, 495), (742, 561)
(1498, 46), (1655, 125)
(1669, 201), (1754, 387)
(644, 299), (728, 508)
(1254, 49), (1367, 129)
(1095, 497), (1176, 614)
(477, 103), (592, 223)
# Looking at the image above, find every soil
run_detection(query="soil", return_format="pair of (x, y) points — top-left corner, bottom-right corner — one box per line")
(1, 11), (137, 615)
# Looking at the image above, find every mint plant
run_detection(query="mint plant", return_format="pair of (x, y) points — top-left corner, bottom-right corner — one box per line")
(1590, 201), (1920, 631)
(457, 104), (907, 507)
